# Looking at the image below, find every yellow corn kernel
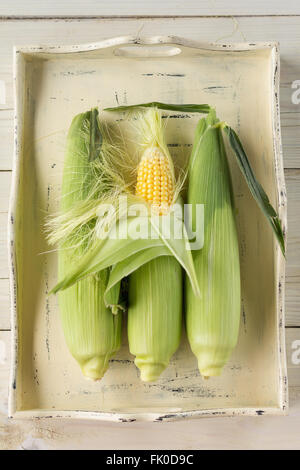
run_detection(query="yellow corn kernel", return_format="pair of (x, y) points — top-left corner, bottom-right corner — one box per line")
(136, 146), (174, 214)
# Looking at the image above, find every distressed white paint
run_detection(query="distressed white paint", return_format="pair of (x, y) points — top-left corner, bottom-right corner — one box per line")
(1, 384), (300, 450)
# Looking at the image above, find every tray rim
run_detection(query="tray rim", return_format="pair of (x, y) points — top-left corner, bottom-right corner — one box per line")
(8, 36), (288, 422)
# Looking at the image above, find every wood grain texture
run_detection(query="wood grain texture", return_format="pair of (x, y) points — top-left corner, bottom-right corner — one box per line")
(286, 171), (300, 326)
(1, 1), (300, 17)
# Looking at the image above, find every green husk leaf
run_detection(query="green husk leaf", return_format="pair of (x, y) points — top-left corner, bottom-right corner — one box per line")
(104, 102), (211, 114)
(149, 208), (201, 297)
(223, 125), (285, 256)
(51, 207), (201, 297)
(104, 246), (170, 311)
(89, 108), (103, 162)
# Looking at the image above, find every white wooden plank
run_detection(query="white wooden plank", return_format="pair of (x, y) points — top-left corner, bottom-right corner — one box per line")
(0, 172), (11, 212)
(1, 1), (300, 17)
(281, 113), (300, 169)
(0, 279), (10, 330)
(0, 213), (8, 279)
(286, 171), (300, 326)
(0, 17), (299, 168)
(286, 266), (300, 327)
(0, 110), (13, 170)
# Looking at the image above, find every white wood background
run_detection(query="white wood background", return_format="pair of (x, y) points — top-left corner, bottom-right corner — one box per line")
(0, 1), (300, 450)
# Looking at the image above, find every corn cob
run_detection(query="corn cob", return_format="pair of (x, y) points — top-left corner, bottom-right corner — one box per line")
(136, 145), (174, 214)
(127, 109), (182, 382)
(55, 109), (122, 380)
(186, 109), (241, 378)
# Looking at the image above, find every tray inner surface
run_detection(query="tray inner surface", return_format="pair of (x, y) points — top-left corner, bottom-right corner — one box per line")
(14, 46), (280, 414)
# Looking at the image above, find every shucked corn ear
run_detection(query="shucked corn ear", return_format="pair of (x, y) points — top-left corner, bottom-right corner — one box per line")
(136, 145), (174, 214)
(186, 109), (241, 377)
(128, 114), (182, 382)
(50, 109), (122, 380)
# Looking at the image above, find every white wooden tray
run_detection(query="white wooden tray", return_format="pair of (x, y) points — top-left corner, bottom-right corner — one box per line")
(8, 36), (287, 422)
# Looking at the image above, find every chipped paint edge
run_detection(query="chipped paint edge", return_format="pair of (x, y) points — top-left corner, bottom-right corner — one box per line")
(12, 36), (279, 55)
(8, 47), (24, 419)
(8, 36), (288, 422)
(10, 406), (288, 423)
(271, 44), (288, 414)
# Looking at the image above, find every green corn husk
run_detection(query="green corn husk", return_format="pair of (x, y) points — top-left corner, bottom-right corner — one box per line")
(50, 108), (198, 383)
(186, 109), (241, 378)
(53, 109), (122, 380)
(128, 257), (182, 382)
(125, 109), (185, 382)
